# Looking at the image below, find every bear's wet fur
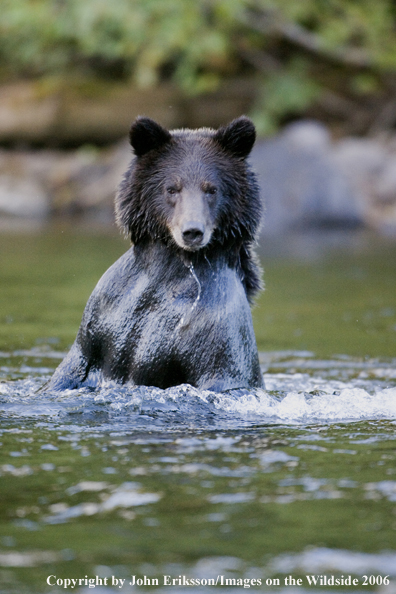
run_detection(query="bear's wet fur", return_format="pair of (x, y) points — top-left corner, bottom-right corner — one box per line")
(48, 116), (264, 392)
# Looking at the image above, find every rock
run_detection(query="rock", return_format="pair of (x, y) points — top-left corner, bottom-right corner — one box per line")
(333, 137), (396, 234)
(0, 144), (129, 222)
(0, 150), (50, 220)
(0, 174), (48, 219)
(250, 121), (364, 237)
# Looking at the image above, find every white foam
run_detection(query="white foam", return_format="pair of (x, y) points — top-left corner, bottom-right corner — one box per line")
(215, 386), (396, 423)
(1, 352), (396, 426)
(270, 546), (396, 575)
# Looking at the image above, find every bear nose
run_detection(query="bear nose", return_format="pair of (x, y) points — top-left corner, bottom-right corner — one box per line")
(182, 222), (205, 246)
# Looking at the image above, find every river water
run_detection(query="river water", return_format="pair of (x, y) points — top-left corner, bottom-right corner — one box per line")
(0, 229), (396, 593)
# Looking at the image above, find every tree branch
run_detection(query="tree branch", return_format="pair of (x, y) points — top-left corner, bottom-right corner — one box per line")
(242, 9), (371, 70)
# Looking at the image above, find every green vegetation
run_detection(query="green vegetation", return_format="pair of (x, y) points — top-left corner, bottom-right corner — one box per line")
(1, 0), (396, 133)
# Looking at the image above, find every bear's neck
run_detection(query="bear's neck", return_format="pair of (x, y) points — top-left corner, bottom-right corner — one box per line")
(133, 239), (241, 272)
(131, 238), (260, 303)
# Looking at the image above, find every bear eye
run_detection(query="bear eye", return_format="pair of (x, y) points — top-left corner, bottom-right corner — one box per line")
(166, 186), (181, 196)
(204, 185), (217, 196)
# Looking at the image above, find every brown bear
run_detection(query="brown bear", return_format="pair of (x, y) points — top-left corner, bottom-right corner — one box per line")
(48, 116), (264, 392)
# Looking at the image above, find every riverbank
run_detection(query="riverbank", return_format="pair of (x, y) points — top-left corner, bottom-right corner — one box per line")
(1, 121), (396, 239)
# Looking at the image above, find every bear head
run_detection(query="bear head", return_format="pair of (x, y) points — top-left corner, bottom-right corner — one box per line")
(115, 116), (262, 253)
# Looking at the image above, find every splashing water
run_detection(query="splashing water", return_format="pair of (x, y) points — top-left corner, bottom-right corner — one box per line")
(1, 349), (396, 431)
(176, 262), (202, 330)
(187, 264), (202, 311)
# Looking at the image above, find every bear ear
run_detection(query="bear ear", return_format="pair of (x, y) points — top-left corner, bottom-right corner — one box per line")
(129, 116), (172, 157)
(214, 116), (256, 158)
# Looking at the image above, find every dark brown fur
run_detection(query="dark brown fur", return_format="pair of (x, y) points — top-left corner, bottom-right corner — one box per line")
(47, 117), (264, 392)
(116, 116), (263, 301)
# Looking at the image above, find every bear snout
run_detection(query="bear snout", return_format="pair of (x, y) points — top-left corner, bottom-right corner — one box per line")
(170, 189), (213, 251)
(171, 219), (212, 251)
(181, 222), (205, 247)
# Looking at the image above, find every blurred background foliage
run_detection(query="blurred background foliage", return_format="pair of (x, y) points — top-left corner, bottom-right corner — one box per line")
(1, 0), (396, 135)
